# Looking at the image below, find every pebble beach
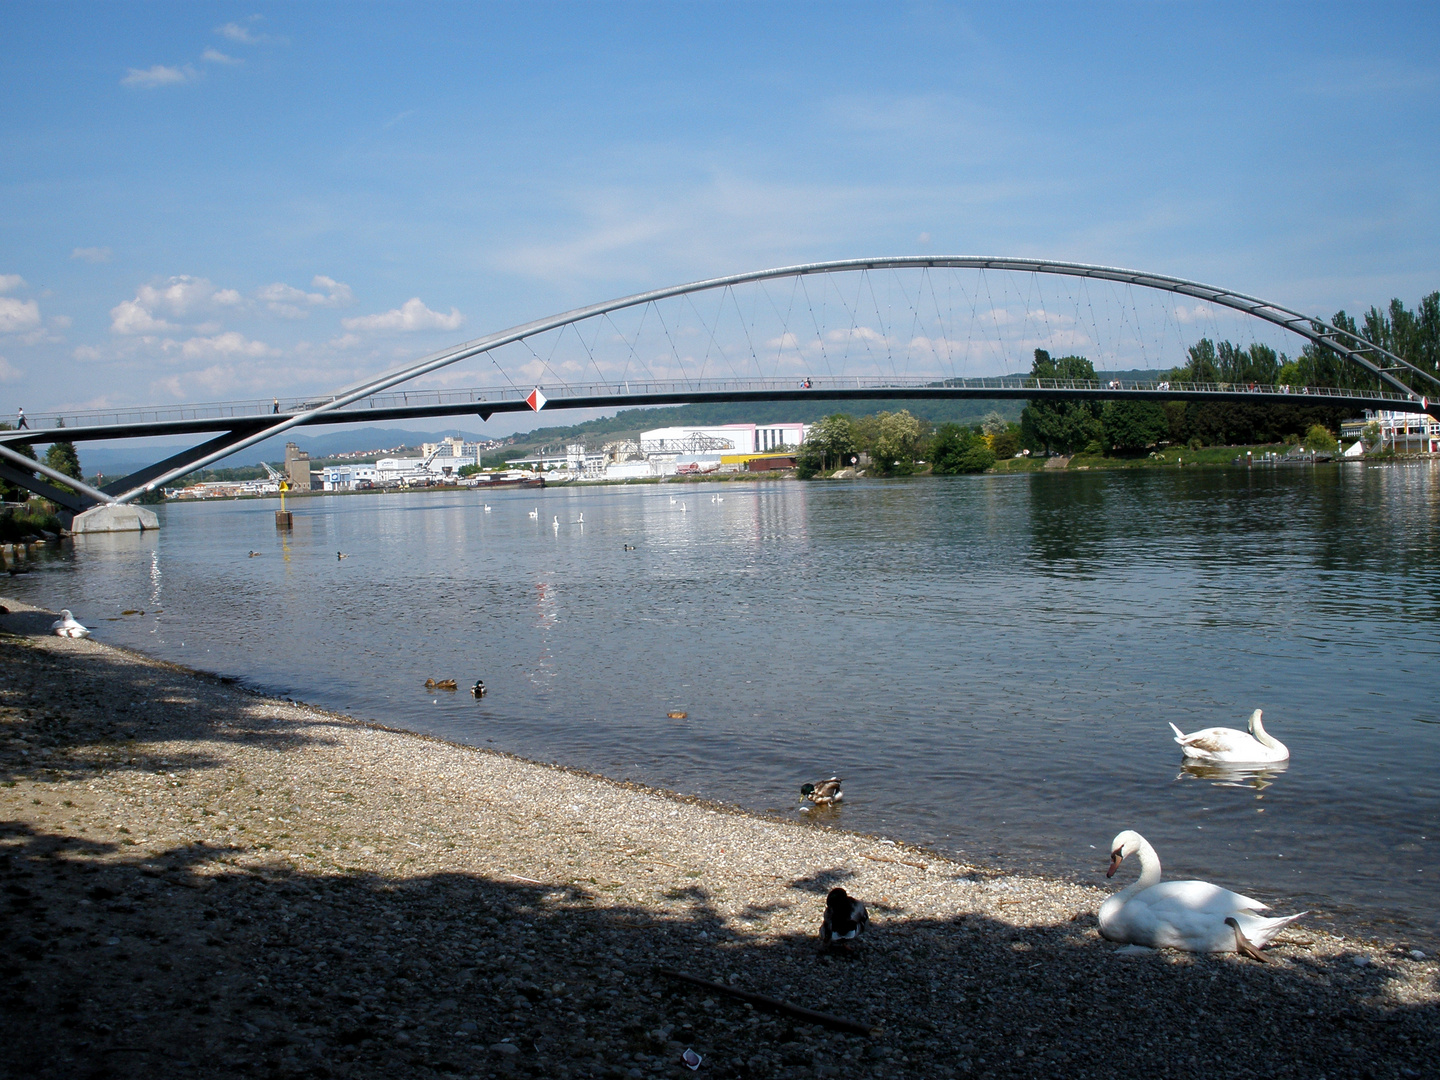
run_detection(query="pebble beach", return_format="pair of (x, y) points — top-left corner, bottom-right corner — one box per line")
(1, 597), (1436, 1080)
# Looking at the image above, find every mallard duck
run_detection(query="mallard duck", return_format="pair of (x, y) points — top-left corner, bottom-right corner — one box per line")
(820, 887), (868, 951)
(425, 678), (458, 691)
(801, 778), (843, 805)
(1169, 709), (1289, 763)
(623, 544), (636, 551)
(247, 550), (261, 557)
(1099, 830), (1307, 959)
(50, 609), (90, 639)
(337, 551), (349, 560)
(471, 680), (486, 698)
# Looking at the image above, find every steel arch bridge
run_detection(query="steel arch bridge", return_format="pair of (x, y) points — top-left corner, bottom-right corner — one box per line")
(5, 256), (1437, 519)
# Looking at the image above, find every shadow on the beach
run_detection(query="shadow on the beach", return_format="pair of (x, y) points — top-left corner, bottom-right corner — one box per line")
(0, 625), (352, 786)
(2, 819), (1437, 1080)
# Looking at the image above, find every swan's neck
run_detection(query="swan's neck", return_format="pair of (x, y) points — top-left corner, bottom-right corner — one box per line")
(1115, 837), (1162, 900)
(1249, 711), (1281, 749)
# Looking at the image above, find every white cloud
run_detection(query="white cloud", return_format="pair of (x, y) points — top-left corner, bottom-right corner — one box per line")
(121, 64), (197, 88)
(109, 299), (176, 335)
(71, 247), (113, 264)
(202, 48), (242, 66)
(217, 19), (285, 46)
(1174, 304), (1216, 324)
(111, 276), (242, 334)
(0, 357), (21, 382)
(176, 332), (276, 361)
(0, 275), (25, 293)
(0, 297), (41, 334)
(342, 298), (464, 333)
(218, 21), (260, 44)
(256, 275), (354, 318)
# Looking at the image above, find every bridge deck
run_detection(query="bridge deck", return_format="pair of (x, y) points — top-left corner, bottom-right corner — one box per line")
(2, 377), (1428, 446)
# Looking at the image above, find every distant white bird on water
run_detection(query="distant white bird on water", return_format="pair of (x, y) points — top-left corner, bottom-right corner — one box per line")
(552, 515), (559, 533)
(574, 513), (584, 525)
(528, 507), (538, 520)
(1100, 830), (1306, 960)
(51, 610), (90, 639)
(680, 502), (687, 513)
(483, 504), (491, 513)
(1169, 709), (1289, 764)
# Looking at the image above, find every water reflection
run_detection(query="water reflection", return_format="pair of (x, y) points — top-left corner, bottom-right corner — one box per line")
(1176, 759), (1290, 791)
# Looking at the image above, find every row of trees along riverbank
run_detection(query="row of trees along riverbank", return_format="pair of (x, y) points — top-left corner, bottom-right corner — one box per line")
(1022, 290), (1439, 455)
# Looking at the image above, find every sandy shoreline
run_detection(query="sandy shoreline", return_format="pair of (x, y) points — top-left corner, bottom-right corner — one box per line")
(1, 598), (1436, 1080)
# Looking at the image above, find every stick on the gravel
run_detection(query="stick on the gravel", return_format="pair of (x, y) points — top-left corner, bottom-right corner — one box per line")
(657, 967), (881, 1037)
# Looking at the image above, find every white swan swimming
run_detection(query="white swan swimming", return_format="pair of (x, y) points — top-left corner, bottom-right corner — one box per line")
(484, 504), (491, 513)
(50, 609), (90, 639)
(1169, 709), (1289, 763)
(1099, 830), (1306, 959)
(528, 508), (538, 520)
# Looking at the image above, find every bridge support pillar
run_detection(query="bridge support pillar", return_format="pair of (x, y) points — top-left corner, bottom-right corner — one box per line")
(71, 504), (161, 534)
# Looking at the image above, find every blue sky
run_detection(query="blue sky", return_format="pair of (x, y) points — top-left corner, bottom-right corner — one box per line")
(1, 2), (1437, 436)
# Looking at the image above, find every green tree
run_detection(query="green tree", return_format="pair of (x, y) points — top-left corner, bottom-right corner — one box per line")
(1101, 401), (1169, 452)
(43, 441), (83, 493)
(797, 413), (857, 477)
(980, 411), (1010, 436)
(870, 410), (922, 475)
(930, 424), (996, 474)
(990, 427), (1020, 460)
(1020, 349), (1103, 454)
(1302, 424), (1338, 454)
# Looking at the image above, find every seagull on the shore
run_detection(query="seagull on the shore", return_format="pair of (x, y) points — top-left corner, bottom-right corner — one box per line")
(820, 887), (868, 952)
(50, 609), (90, 639)
(800, 778), (843, 806)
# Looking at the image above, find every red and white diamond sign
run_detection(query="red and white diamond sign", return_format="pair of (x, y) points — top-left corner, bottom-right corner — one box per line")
(526, 387), (547, 412)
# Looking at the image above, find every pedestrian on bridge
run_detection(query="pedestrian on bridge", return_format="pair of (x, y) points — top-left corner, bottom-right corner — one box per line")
(15, 406), (26, 429)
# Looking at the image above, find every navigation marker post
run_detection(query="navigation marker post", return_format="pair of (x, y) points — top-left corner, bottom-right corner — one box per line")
(526, 387), (547, 412)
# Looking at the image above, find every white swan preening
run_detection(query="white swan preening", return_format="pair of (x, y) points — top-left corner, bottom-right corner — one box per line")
(50, 609), (90, 639)
(1099, 830), (1306, 959)
(1170, 708), (1289, 763)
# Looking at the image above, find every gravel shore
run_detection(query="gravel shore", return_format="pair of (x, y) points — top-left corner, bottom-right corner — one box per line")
(1, 599), (1435, 1080)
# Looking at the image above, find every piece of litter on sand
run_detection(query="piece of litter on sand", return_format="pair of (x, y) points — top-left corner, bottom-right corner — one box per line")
(509, 874), (543, 885)
(682, 1048), (703, 1070)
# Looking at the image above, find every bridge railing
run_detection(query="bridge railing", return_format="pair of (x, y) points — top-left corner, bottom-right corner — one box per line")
(29, 376), (1427, 431)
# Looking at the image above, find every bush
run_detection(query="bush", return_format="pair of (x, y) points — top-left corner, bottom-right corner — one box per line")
(1302, 424), (1338, 454)
(991, 430), (1020, 459)
(932, 424), (996, 474)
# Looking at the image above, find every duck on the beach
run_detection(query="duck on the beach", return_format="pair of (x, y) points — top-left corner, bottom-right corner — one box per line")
(820, 887), (868, 952)
(801, 778), (843, 806)
(471, 680), (487, 698)
(1099, 830), (1307, 960)
(50, 609), (90, 639)
(1169, 709), (1289, 763)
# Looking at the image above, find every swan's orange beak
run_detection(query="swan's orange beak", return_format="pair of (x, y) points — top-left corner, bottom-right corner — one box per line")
(1107, 851), (1123, 878)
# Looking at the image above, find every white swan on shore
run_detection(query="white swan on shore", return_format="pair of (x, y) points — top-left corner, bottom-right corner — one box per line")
(1099, 830), (1306, 959)
(50, 610), (90, 639)
(1169, 709), (1289, 763)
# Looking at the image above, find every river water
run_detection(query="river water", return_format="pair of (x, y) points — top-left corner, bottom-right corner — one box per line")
(9, 466), (1439, 944)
